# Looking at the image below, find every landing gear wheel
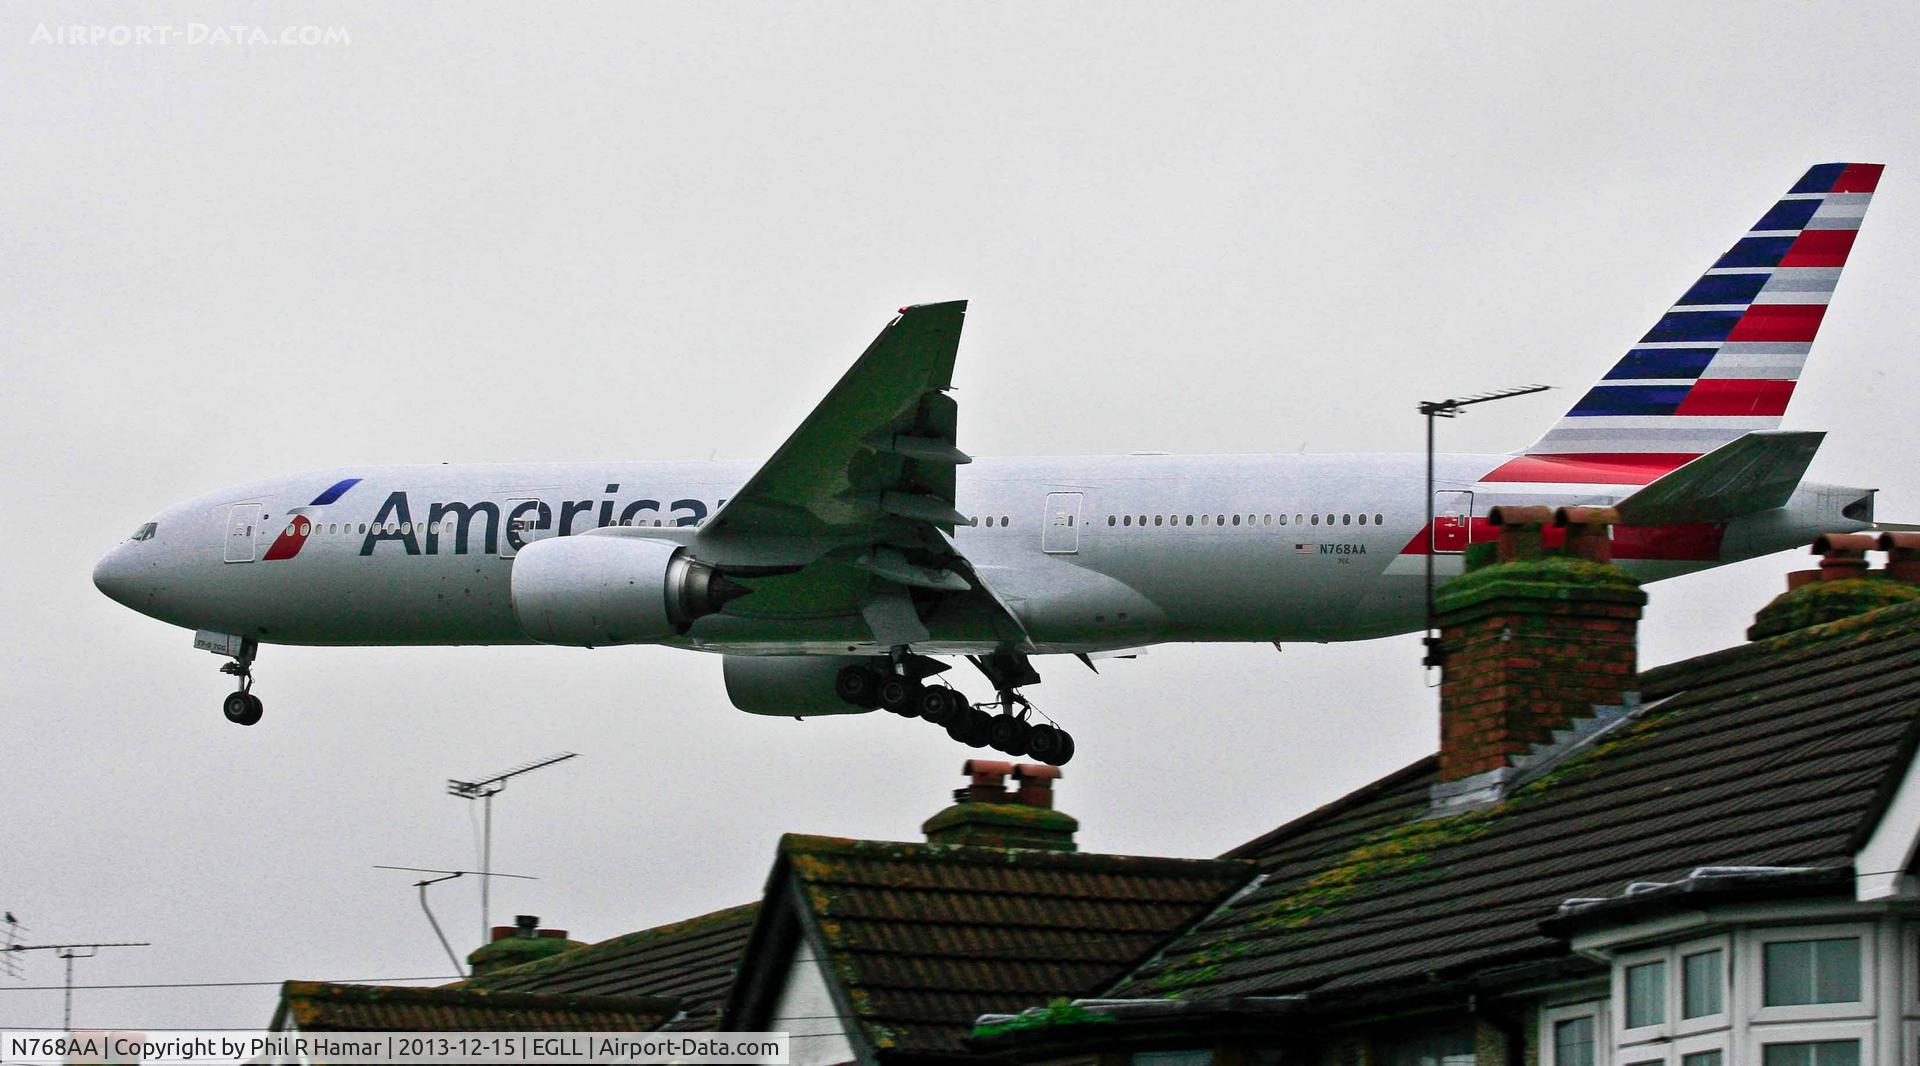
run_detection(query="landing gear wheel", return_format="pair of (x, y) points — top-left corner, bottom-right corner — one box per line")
(916, 686), (962, 725)
(223, 691), (263, 726)
(878, 675), (924, 715)
(947, 707), (992, 748)
(988, 714), (1032, 756)
(835, 665), (884, 709)
(1026, 724), (1074, 765)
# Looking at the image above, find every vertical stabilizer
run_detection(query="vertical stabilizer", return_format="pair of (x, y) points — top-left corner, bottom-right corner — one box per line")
(1500, 164), (1880, 485)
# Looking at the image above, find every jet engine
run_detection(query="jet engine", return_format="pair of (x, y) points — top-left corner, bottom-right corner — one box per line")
(510, 535), (747, 646)
(722, 655), (881, 716)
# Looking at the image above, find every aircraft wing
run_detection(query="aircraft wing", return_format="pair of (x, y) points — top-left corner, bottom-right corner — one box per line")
(1615, 430), (1826, 525)
(707, 301), (970, 538)
(701, 300), (1028, 648)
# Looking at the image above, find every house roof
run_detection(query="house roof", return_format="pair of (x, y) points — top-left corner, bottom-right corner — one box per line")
(461, 902), (759, 1031)
(275, 980), (680, 1032)
(735, 832), (1256, 1058)
(1113, 600), (1920, 1004)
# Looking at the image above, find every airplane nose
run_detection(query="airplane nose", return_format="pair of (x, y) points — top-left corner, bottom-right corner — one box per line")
(93, 544), (140, 607)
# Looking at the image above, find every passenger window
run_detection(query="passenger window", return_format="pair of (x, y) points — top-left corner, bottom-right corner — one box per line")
(1216, 514), (1225, 526)
(1263, 514), (1272, 526)
(1153, 515), (1162, 526)
(1185, 515), (1193, 526)
(1325, 514), (1334, 525)
(1279, 514), (1288, 526)
(1296, 514), (1305, 525)
(1001, 516), (1009, 526)
(1201, 514), (1210, 526)
(1358, 514), (1367, 526)
(1311, 514), (1320, 525)
(1376, 513), (1384, 524)
(1343, 514), (1351, 525)
(1231, 514), (1241, 526)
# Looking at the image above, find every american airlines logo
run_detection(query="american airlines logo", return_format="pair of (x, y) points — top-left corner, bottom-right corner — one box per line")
(265, 482), (719, 560)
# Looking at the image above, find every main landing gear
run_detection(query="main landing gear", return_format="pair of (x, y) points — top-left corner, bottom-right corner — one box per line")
(213, 637), (262, 726)
(833, 651), (1075, 765)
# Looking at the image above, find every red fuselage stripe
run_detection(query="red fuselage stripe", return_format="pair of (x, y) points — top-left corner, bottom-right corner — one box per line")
(1477, 453), (1700, 485)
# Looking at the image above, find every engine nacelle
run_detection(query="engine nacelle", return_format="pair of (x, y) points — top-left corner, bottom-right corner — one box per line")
(722, 655), (880, 716)
(510, 535), (745, 647)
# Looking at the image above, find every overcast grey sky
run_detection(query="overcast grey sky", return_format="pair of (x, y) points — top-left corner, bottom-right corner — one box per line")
(4, 0), (1918, 1032)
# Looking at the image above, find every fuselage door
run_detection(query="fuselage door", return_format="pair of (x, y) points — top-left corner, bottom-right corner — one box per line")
(1432, 490), (1474, 554)
(224, 504), (261, 563)
(1041, 492), (1084, 554)
(500, 497), (554, 559)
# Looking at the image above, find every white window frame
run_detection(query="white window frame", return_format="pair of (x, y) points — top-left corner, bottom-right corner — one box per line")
(1542, 999), (1611, 1066)
(1745, 923), (1875, 1024)
(1744, 1017), (1874, 1065)
(1614, 934), (1733, 1048)
(1672, 1030), (1731, 1066)
(1616, 946), (1673, 1042)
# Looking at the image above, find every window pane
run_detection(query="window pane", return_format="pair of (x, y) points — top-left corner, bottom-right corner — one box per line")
(1682, 948), (1723, 1018)
(1626, 960), (1666, 1027)
(1552, 1016), (1594, 1066)
(1762, 1041), (1859, 1066)
(1682, 1052), (1723, 1066)
(1764, 937), (1860, 1005)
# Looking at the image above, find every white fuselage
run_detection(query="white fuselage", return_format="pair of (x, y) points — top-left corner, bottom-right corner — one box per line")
(93, 452), (1868, 657)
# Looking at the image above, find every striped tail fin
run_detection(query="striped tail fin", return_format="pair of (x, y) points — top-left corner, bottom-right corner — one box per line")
(1500, 163), (1881, 485)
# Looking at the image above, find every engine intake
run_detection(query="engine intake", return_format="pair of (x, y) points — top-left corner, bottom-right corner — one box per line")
(510, 535), (747, 647)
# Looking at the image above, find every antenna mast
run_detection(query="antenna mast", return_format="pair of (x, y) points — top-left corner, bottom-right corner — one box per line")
(446, 752), (578, 946)
(375, 866), (538, 977)
(6, 939), (151, 1030)
(1419, 384), (1553, 670)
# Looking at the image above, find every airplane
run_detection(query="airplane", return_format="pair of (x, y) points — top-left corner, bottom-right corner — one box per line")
(94, 163), (1887, 765)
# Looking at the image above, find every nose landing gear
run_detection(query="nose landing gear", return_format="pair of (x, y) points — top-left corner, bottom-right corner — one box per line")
(201, 633), (262, 726)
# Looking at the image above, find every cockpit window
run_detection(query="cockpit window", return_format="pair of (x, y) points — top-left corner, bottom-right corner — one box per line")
(130, 521), (157, 542)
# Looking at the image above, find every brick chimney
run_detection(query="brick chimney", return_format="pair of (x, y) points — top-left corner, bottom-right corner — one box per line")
(1431, 506), (1646, 800)
(465, 914), (583, 977)
(922, 760), (1078, 852)
(1748, 533), (1920, 639)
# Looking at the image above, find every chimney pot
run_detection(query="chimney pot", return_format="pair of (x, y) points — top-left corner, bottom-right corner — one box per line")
(1487, 505), (1553, 562)
(1813, 533), (1876, 581)
(1012, 763), (1061, 808)
(1786, 569), (1822, 591)
(490, 925), (515, 943)
(1881, 532), (1920, 584)
(960, 759), (1013, 804)
(514, 914), (540, 939)
(1554, 506), (1620, 564)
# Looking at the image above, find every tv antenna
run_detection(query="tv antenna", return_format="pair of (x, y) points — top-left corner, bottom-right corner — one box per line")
(1419, 384), (1553, 671)
(6, 939), (151, 1030)
(374, 866), (538, 977)
(446, 752), (578, 946)
(2, 912), (27, 979)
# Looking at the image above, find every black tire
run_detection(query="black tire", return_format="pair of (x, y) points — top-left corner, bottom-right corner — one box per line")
(1053, 729), (1076, 766)
(987, 715), (1032, 756)
(1027, 724), (1064, 763)
(878, 675), (922, 715)
(835, 665), (883, 708)
(224, 691), (263, 727)
(917, 686), (961, 724)
(961, 708), (993, 748)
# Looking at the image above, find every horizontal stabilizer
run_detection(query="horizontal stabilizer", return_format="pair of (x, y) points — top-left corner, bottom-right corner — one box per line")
(1615, 431), (1824, 525)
